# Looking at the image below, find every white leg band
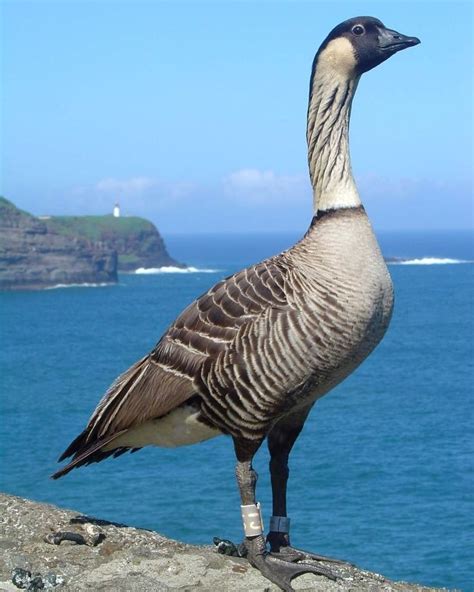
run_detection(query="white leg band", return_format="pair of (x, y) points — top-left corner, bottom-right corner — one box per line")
(241, 503), (264, 537)
(269, 515), (290, 533)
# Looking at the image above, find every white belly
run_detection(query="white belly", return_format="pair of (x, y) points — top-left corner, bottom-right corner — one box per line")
(103, 405), (222, 450)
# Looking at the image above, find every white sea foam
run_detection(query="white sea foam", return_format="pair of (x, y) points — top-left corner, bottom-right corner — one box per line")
(390, 257), (470, 266)
(45, 282), (114, 290)
(134, 266), (219, 274)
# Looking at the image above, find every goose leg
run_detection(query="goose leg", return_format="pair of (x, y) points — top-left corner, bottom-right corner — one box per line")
(267, 416), (351, 566)
(234, 438), (336, 592)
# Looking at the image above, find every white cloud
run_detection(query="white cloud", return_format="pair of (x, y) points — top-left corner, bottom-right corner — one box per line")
(93, 176), (197, 201)
(356, 172), (470, 201)
(95, 176), (157, 195)
(72, 170), (310, 209)
(64, 176), (198, 221)
(223, 168), (310, 203)
(355, 172), (473, 230)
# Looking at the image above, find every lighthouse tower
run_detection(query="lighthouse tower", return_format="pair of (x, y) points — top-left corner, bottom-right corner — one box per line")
(113, 203), (120, 218)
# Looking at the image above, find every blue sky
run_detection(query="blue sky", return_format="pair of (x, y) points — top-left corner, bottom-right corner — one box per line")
(2, 1), (473, 233)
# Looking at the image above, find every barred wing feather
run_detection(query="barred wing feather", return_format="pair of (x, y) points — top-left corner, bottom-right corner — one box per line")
(53, 258), (294, 476)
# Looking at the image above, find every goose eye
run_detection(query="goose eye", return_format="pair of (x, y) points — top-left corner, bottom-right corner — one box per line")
(352, 25), (365, 36)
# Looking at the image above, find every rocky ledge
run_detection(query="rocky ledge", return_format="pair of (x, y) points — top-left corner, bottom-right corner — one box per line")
(0, 493), (449, 592)
(45, 213), (182, 273)
(0, 197), (183, 290)
(0, 198), (117, 291)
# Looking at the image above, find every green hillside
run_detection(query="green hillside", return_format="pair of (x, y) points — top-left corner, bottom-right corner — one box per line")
(0, 198), (182, 286)
(47, 215), (155, 242)
(45, 213), (180, 271)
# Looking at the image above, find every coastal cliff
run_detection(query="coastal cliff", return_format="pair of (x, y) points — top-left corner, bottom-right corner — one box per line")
(0, 198), (182, 290)
(47, 214), (182, 272)
(0, 198), (117, 291)
(0, 493), (448, 592)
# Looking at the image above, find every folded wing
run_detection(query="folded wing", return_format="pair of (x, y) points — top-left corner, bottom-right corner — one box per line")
(53, 259), (291, 478)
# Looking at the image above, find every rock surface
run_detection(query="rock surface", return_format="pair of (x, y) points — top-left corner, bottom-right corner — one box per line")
(0, 198), (117, 291)
(0, 197), (183, 290)
(46, 214), (182, 272)
(0, 493), (449, 592)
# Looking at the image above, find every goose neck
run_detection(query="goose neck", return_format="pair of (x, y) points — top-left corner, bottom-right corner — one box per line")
(306, 67), (360, 213)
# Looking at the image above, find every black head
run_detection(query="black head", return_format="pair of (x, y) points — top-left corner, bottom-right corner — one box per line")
(317, 16), (420, 75)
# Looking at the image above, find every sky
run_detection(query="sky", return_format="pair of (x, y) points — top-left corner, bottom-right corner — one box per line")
(1, 1), (473, 234)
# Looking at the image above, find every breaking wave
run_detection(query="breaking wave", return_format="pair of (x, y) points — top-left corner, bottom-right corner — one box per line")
(134, 266), (219, 274)
(46, 282), (114, 290)
(390, 257), (471, 266)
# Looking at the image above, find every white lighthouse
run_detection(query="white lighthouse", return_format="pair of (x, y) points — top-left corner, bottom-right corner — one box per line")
(113, 203), (120, 218)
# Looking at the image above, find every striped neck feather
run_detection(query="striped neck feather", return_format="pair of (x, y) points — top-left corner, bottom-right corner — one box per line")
(307, 45), (361, 214)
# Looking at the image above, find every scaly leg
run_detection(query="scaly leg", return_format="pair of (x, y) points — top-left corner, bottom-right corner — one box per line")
(234, 437), (336, 592)
(267, 412), (352, 566)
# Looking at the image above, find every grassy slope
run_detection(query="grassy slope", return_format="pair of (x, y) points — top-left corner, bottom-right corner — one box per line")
(48, 215), (154, 241)
(0, 196), (35, 219)
(0, 199), (155, 241)
(1, 198), (177, 269)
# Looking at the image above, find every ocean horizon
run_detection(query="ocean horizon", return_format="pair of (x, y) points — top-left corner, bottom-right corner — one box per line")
(164, 228), (474, 269)
(1, 228), (473, 590)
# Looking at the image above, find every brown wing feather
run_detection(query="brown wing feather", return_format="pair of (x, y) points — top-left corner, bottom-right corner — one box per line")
(54, 258), (290, 476)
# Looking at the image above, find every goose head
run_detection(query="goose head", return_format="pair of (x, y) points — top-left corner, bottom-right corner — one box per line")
(315, 16), (420, 78)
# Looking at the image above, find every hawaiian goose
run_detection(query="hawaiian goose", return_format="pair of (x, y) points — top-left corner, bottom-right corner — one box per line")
(53, 16), (420, 591)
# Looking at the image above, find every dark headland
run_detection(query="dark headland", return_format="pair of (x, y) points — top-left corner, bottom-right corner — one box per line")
(0, 493), (451, 591)
(0, 197), (183, 291)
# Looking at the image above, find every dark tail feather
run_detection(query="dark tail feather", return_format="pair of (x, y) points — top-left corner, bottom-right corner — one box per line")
(51, 430), (127, 480)
(58, 429), (89, 462)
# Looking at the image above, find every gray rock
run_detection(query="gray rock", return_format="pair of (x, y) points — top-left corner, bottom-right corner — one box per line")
(0, 493), (452, 592)
(45, 211), (183, 272)
(0, 198), (117, 291)
(0, 196), (184, 290)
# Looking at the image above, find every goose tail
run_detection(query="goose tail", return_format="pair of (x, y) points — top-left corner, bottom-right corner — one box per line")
(51, 430), (128, 479)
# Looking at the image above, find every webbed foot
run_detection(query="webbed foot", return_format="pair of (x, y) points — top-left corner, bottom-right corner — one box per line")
(245, 534), (337, 592)
(270, 544), (352, 565)
(267, 531), (353, 566)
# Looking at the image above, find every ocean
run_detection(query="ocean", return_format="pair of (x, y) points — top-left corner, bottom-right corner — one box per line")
(1, 229), (473, 591)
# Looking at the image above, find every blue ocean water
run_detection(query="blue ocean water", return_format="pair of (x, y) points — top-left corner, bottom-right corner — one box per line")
(1, 229), (473, 590)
